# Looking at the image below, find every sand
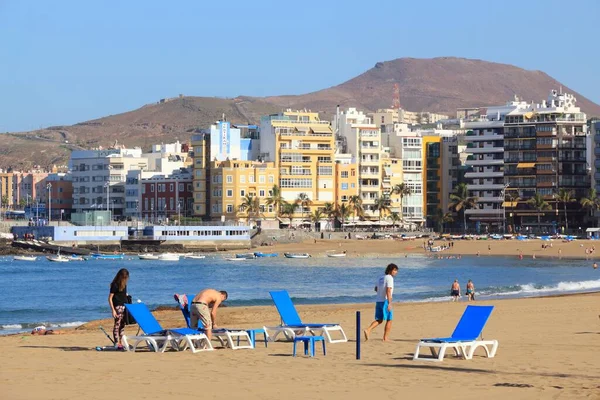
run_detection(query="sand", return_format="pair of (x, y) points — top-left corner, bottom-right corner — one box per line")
(255, 237), (600, 261)
(1, 294), (599, 399)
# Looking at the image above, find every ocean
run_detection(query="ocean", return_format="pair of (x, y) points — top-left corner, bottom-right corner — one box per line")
(1, 254), (598, 335)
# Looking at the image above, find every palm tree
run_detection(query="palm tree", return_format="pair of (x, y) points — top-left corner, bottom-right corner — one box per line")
(555, 189), (575, 233)
(392, 183), (412, 221)
(527, 193), (551, 233)
(337, 203), (351, 231)
(310, 209), (324, 231)
(374, 194), (391, 222)
(434, 208), (454, 234)
(504, 190), (521, 233)
(322, 202), (335, 231)
(348, 195), (363, 222)
(296, 192), (312, 223)
(389, 212), (401, 230)
(239, 194), (260, 224)
(449, 183), (478, 234)
(580, 188), (600, 226)
(280, 201), (296, 229)
(265, 184), (284, 217)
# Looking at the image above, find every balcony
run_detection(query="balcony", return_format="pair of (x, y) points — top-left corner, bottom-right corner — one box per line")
(467, 184), (506, 191)
(465, 147), (504, 154)
(360, 171), (380, 178)
(465, 208), (503, 215)
(465, 159), (504, 166)
(476, 196), (503, 203)
(466, 134), (504, 141)
(464, 171), (504, 178)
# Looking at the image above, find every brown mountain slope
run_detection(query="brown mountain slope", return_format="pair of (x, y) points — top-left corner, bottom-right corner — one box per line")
(2, 57), (599, 170)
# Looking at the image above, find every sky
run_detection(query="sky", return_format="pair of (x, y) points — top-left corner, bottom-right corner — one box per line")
(0, 0), (599, 132)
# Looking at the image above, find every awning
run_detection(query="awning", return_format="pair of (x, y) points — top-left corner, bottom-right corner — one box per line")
(502, 201), (518, 207)
(517, 162), (536, 168)
(310, 126), (332, 134)
(383, 167), (392, 176)
(586, 228), (600, 232)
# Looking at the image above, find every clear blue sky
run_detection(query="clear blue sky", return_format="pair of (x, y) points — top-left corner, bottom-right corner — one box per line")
(1, 0), (598, 132)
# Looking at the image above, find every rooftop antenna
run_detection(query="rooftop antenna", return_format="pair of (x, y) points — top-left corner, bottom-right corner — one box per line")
(559, 86), (563, 94)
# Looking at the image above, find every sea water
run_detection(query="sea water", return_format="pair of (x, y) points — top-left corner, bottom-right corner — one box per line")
(0, 254), (598, 335)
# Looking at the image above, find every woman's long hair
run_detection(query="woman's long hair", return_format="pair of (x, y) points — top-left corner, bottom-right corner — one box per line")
(385, 263), (398, 275)
(111, 268), (129, 291)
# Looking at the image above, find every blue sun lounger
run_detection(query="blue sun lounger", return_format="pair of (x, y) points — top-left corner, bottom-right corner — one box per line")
(173, 294), (253, 350)
(413, 305), (498, 362)
(122, 303), (212, 353)
(264, 290), (347, 343)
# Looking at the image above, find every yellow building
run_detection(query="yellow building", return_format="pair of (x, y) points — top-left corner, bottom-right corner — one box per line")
(335, 161), (359, 204)
(191, 134), (211, 217)
(422, 136), (443, 224)
(208, 160), (278, 222)
(260, 110), (335, 217)
(0, 172), (14, 208)
(382, 157), (404, 213)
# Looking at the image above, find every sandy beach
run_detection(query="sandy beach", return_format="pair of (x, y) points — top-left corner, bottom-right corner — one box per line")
(257, 237), (600, 260)
(1, 293), (599, 400)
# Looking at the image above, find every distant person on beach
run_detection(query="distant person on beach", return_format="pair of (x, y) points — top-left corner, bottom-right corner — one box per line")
(451, 279), (461, 302)
(108, 268), (129, 349)
(594, 262), (598, 270)
(465, 280), (475, 301)
(364, 263), (398, 342)
(190, 289), (228, 340)
(31, 326), (65, 335)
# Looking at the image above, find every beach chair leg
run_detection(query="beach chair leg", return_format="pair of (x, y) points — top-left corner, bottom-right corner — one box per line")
(436, 345), (447, 361)
(304, 341), (308, 356)
(311, 339), (316, 357)
(413, 344), (421, 360)
(263, 331), (268, 347)
(322, 339), (326, 356)
(293, 341), (297, 357)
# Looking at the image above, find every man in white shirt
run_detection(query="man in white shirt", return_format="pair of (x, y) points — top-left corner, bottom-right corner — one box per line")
(364, 263), (398, 342)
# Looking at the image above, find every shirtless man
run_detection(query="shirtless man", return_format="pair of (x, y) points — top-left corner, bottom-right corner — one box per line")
(190, 289), (228, 340)
(450, 279), (461, 302)
(465, 279), (475, 301)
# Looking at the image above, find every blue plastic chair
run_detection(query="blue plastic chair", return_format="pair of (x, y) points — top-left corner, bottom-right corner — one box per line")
(413, 305), (499, 362)
(265, 290), (347, 343)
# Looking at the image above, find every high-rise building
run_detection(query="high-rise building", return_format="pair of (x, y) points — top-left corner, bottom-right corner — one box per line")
(260, 110), (336, 216)
(198, 121), (260, 162)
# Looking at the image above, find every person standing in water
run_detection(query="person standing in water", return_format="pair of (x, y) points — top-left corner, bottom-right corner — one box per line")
(465, 279), (475, 301)
(364, 263), (398, 342)
(450, 279), (461, 302)
(108, 268), (129, 349)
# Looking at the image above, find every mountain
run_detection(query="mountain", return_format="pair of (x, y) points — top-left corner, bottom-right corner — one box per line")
(2, 57), (599, 170)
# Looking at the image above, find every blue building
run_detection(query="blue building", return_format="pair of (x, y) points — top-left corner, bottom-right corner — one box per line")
(202, 121), (259, 161)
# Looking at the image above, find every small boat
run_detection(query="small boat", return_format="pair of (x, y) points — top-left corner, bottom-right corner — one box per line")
(254, 252), (278, 258)
(284, 253), (311, 259)
(90, 253), (125, 260)
(225, 257), (245, 261)
(236, 253), (256, 259)
(13, 255), (37, 262)
(70, 255), (85, 261)
(138, 254), (160, 260)
(158, 253), (180, 261)
(47, 254), (70, 263)
(183, 254), (206, 260)
(326, 252), (347, 258)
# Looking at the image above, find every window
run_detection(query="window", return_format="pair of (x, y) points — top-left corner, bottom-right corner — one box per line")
(259, 175), (265, 183)
(226, 175), (233, 183)
(179, 183), (184, 192)
(268, 175), (274, 183)
(151, 184), (155, 192)
(169, 183), (174, 192)
(196, 170), (202, 178)
(240, 175), (246, 183)
(226, 189), (233, 197)
(318, 166), (333, 176)
(240, 189), (246, 197)
(280, 178), (312, 188)
(351, 183), (356, 188)
(341, 183), (348, 190)
(226, 204), (233, 213)
(341, 171), (348, 178)
(249, 175), (255, 183)
(170, 198), (174, 210)
(259, 190), (265, 197)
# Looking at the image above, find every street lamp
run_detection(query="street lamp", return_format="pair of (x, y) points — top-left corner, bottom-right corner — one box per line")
(46, 183), (52, 223)
(104, 181), (110, 212)
(135, 199), (139, 222)
(502, 183), (510, 234)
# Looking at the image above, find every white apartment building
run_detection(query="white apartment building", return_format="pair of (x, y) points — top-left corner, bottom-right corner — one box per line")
(398, 136), (424, 223)
(70, 148), (148, 217)
(334, 108), (385, 219)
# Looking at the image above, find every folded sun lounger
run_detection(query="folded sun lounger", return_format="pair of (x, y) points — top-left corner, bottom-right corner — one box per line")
(122, 303), (213, 353)
(413, 305), (498, 362)
(264, 290), (347, 343)
(173, 294), (253, 350)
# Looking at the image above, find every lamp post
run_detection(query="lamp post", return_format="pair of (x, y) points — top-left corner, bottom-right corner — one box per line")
(502, 183), (510, 234)
(46, 183), (52, 223)
(135, 199), (139, 223)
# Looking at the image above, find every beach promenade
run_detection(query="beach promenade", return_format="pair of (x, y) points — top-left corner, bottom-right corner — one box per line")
(1, 293), (599, 399)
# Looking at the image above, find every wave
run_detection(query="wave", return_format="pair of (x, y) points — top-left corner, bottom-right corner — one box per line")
(0, 321), (86, 333)
(478, 279), (600, 298)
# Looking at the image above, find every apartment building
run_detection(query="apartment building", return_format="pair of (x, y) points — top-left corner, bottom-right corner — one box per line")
(334, 153), (359, 205)
(334, 108), (385, 219)
(12, 169), (51, 207)
(197, 120), (260, 162)
(140, 168), (193, 223)
(260, 110), (335, 216)
(0, 172), (13, 208)
(191, 133), (212, 217)
(70, 148), (148, 217)
(206, 160), (278, 223)
(37, 172), (73, 220)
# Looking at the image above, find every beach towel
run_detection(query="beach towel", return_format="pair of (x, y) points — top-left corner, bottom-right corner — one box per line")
(174, 293), (189, 309)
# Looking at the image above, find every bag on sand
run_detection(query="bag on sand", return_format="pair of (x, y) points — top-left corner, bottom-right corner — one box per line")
(124, 295), (136, 325)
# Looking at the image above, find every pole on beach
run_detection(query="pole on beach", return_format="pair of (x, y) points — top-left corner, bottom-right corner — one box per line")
(356, 311), (361, 360)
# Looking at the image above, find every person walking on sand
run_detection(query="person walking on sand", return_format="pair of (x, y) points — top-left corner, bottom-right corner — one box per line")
(364, 263), (398, 342)
(451, 279), (461, 302)
(108, 268), (129, 350)
(465, 279), (475, 301)
(190, 289), (228, 340)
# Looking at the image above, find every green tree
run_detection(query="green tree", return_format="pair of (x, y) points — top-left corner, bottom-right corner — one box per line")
(527, 193), (551, 232)
(392, 183), (412, 221)
(389, 211), (401, 229)
(580, 188), (600, 226)
(555, 188), (575, 233)
(434, 208), (454, 233)
(322, 202), (336, 231)
(348, 195), (363, 222)
(296, 192), (312, 222)
(337, 203), (351, 231)
(280, 201), (296, 229)
(449, 183), (478, 234)
(374, 194), (391, 222)
(18, 198), (27, 209)
(265, 184), (284, 218)
(310, 209), (324, 231)
(239, 194), (261, 224)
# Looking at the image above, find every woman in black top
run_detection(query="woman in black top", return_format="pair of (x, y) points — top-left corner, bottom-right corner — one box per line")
(108, 268), (129, 349)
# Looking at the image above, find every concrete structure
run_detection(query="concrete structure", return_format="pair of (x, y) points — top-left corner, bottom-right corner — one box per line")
(70, 148), (148, 217)
(140, 168), (193, 223)
(11, 225), (128, 244)
(370, 108), (449, 132)
(197, 121), (260, 162)
(144, 141), (191, 171)
(260, 110), (335, 216)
